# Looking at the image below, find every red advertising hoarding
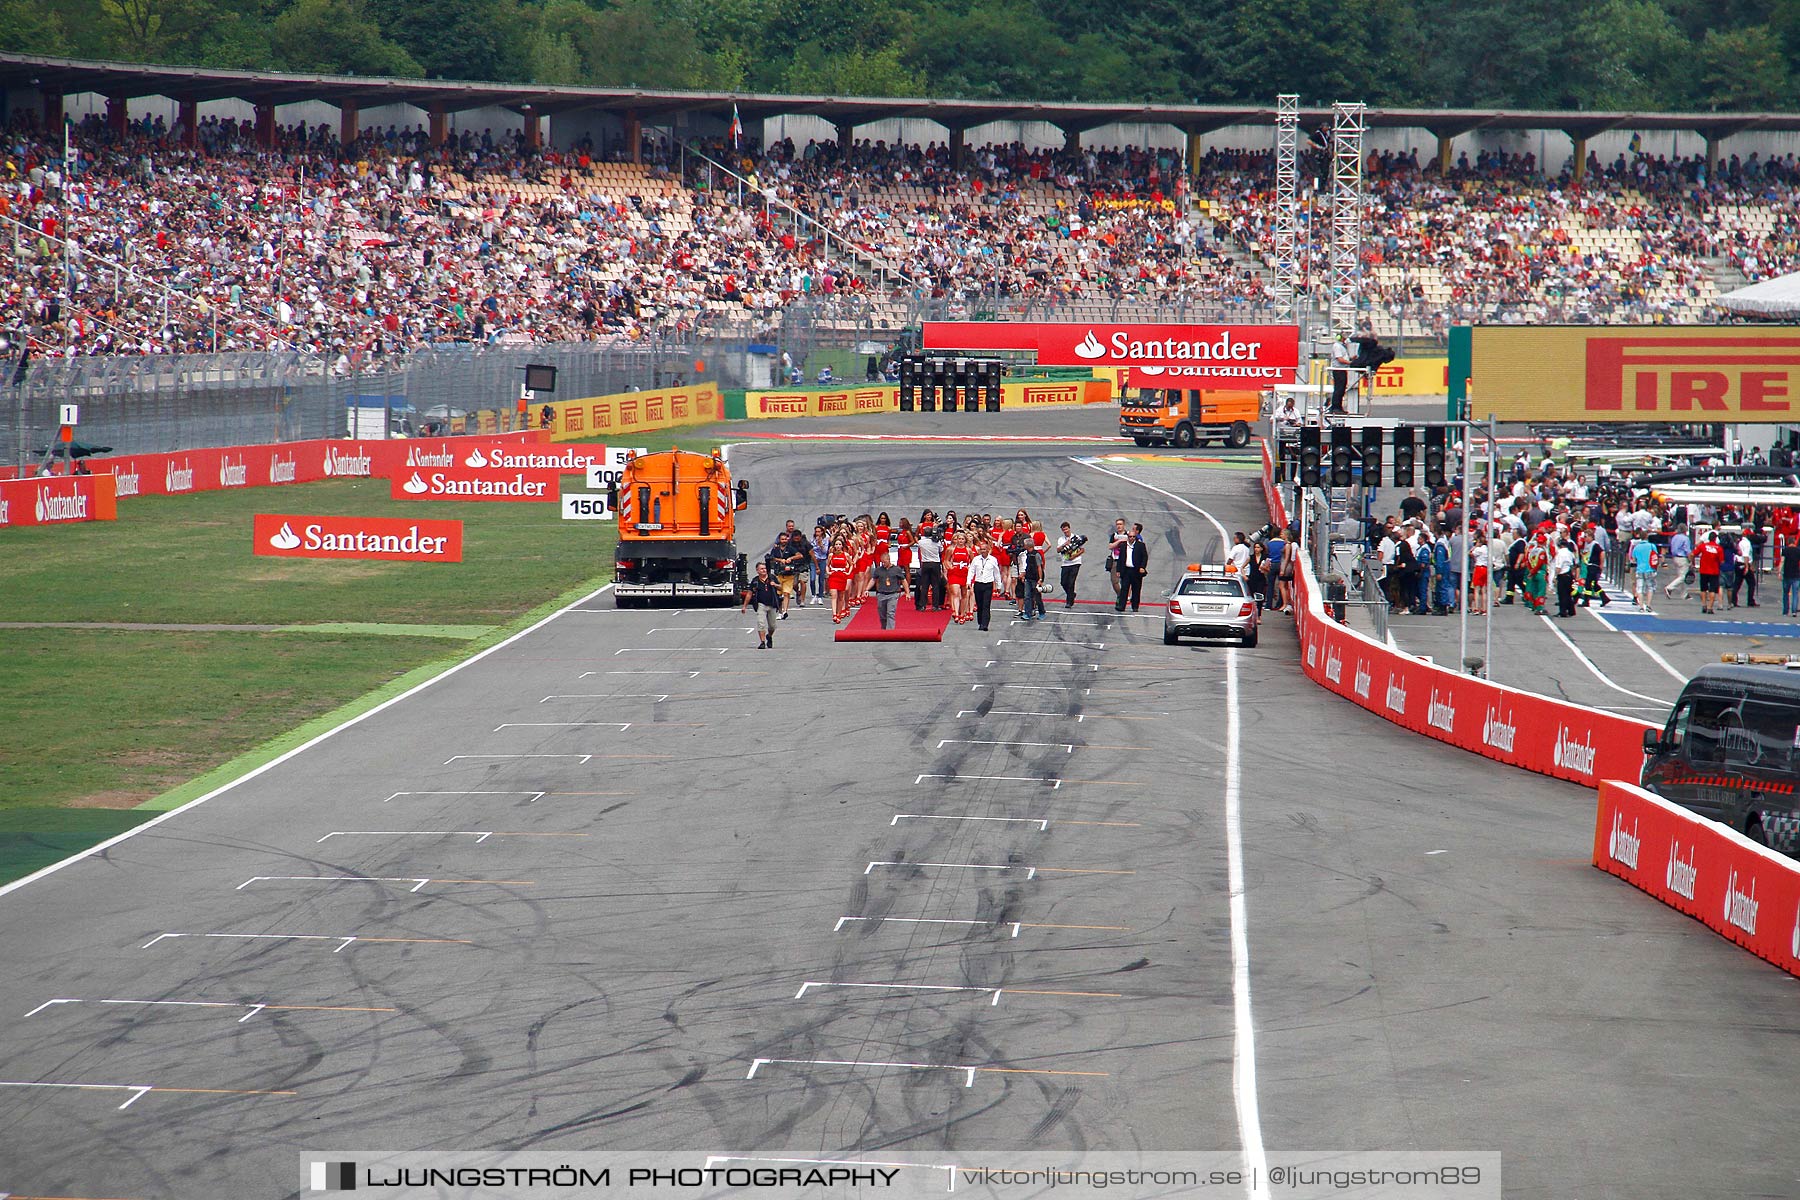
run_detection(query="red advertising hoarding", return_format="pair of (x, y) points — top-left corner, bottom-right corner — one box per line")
(0, 474), (118, 528)
(253, 513), (464, 562)
(388, 466), (562, 502)
(1262, 439), (1656, 788)
(924, 321), (1300, 383)
(1594, 780), (1800, 978)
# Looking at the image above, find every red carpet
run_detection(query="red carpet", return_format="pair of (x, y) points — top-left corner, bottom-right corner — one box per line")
(833, 595), (952, 642)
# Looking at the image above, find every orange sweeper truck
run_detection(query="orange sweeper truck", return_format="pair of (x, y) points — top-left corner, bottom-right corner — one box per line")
(607, 447), (751, 607)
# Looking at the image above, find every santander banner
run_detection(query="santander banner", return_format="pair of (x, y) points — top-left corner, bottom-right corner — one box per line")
(0, 473), (119, 529)
(398, 440), (606, 476)
(254, 513), (464, 563)
(1594, 780), (1800, 978)
(1263, 440), (1655, 787)
(65, 432), (547, 503)
(389, 466), (561, 502)
(924, 321), (1300, 382)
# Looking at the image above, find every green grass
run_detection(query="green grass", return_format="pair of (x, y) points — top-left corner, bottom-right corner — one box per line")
(0, 430), (749, 824)
(0, 629), (463, 811)
(0, 479), (617, 625)
(0, 430), (750, 883)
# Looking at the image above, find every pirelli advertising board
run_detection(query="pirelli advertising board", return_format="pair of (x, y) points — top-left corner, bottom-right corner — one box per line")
(1472, 326), (1800, 422)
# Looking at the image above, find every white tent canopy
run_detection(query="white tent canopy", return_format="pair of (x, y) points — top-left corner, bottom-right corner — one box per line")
(1715, 269), (1800, 317)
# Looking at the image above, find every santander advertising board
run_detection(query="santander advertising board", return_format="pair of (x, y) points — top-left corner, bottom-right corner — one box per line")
(922, 321), (1300, 381)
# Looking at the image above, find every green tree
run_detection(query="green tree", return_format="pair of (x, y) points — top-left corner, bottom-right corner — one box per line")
(366, 0), (519, 79)
(1696, 24), (1792, 108)
(906, 0), (1081, 99)
(1570, 0), (1689, 108)
(0, 0), (76, 55)
(567, 0), (712, 87)
(781, 43), (924, 95)
(268, 0), (422, 75)
(1212, 0), (1392, 104)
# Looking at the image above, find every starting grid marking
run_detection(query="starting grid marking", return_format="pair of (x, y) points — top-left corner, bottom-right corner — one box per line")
(235, 876), (533, 893)
(316, 831), (585, 844)
(142, 932), (470, 954)
(892, 814), (1047, 830)
(584, 670), (700, 678)
(445, 754), (591, 765)
(744, 1057), (1109, 1088)
(494, 722), (630, 731)
(958, 708), (1079, 720)
(938, 738), (1072, 752)
(23, 998), (396, 1023)
(887, 813), (1140, 831)
(613, 648), (731, 655)
(866, 860), (1032, 879)
(540, 694), (668, 703)
(792, 981), (1125, 1007)
(0, 1080), (296, 1110)
(916, 773), (1061, 788)
(983, 661), (1100, 671)
(833, 916), (1133, 938)
(955, 709), (1169, 722)
(385, 790), (545, 803)
(972, 684), (1089, 693)
(994, 639), (1107, 649)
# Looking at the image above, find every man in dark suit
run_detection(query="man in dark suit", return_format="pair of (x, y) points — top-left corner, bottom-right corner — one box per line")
(1115, 525), (1150, 612)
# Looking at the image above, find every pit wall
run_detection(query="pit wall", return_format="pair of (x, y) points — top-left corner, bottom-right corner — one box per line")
(1594, 780), (1800, 979)
(1261, 440), (1655, 787)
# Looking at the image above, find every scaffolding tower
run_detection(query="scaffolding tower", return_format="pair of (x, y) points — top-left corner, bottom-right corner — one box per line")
(1272, 94), (1300, 326)
(1327, 100), (1366, 343)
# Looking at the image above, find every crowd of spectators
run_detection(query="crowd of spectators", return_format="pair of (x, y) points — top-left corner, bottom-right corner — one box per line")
(5, 108), (1800, 365)
(1360, 441), (1800, 623)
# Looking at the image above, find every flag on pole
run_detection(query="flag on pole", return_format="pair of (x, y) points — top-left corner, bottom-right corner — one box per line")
(1628, 132), (1642, 154)
(728, 103), (743, 149)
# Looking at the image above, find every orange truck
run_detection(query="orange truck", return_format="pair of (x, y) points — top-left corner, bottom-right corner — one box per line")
(608, 448), (750, 606)
(1119, 385), (1260, 449)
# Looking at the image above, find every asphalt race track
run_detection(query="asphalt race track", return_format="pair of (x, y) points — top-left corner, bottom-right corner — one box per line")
(0, 418), (1796, 1199)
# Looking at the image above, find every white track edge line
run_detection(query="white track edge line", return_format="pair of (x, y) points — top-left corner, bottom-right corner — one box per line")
(0, 583), (614, 902)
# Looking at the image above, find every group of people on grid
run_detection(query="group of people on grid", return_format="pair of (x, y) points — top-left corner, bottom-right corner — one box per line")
(745, 512), (1162, 640)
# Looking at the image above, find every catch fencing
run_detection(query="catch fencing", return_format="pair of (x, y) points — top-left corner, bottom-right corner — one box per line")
(1, 338), (743, 470)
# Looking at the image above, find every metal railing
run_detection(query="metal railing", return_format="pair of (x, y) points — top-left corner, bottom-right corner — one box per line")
(2, 337), (743, 468)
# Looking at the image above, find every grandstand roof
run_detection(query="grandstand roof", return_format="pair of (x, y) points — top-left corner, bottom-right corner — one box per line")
(5, 52), (1800, 139)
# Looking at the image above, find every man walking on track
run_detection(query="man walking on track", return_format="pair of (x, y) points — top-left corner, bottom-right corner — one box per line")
(970, 540), (1001, 631)
(915, 520), (944, 610)
(1020, 531), (1047, 621)
(1056, 521), (1084, 608)
(1116, 525), (1150, 612)
(872, 555), (906, 630)
(743, 561), (783, 649)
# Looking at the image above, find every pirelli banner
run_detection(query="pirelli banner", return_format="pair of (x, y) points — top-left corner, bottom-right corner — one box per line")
(746, 381), (1110, 418)
(1473, 326), (1800, 422)
(545, 383), (721, 442)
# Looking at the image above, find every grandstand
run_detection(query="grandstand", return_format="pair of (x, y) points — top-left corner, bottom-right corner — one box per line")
(5, 52), (1800, 371)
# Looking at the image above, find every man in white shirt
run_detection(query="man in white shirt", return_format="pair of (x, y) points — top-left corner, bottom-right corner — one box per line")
(1228, 531), (1253, 575)
(1553, 537), (1578, 617)
(915, 522), (944, 610)
(1328, 335), (1353, 414)
(969, 541), (1001, 630)
(1737, 530), (1759, 608)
